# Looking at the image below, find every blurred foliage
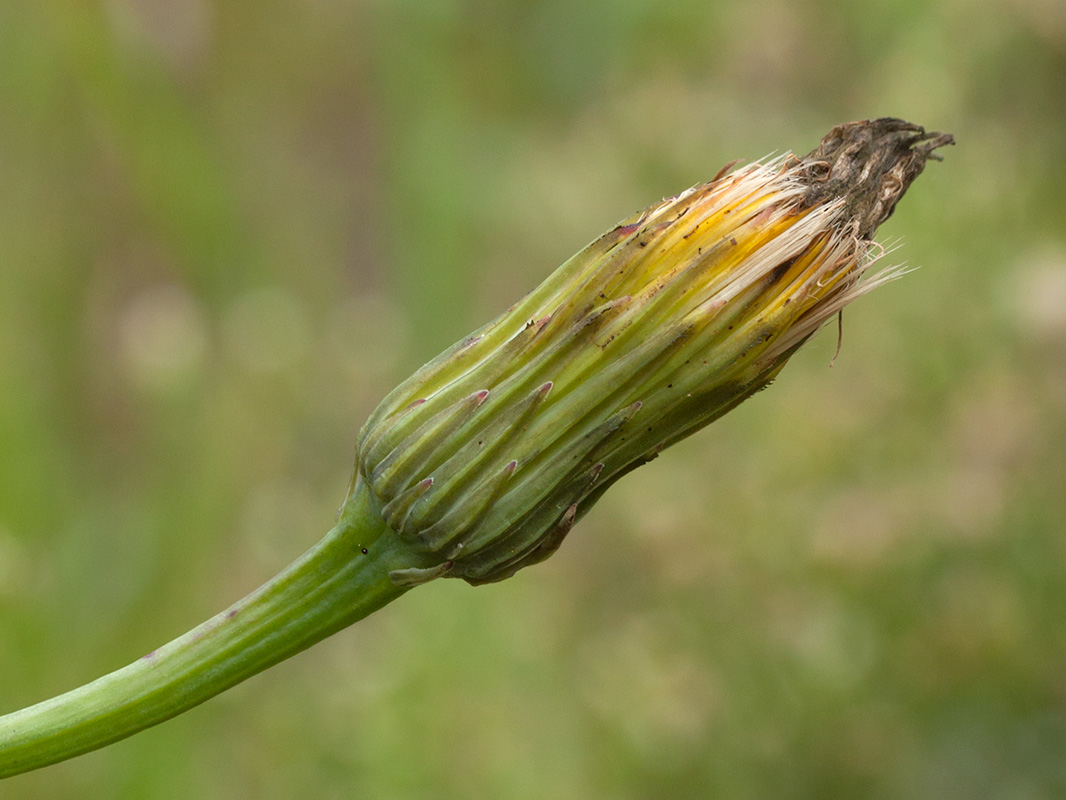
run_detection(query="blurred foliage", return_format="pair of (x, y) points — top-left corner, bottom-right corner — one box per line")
(1, 0), (1065, 797)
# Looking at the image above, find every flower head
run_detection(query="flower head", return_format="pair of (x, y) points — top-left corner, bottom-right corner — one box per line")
(355, 118), (953, 585)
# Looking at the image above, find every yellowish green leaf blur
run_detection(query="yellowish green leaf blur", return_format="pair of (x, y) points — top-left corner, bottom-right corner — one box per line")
(0, 1), (1063, 798)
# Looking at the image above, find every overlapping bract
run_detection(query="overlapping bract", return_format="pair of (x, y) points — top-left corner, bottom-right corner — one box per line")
(353, 155), (894, 585)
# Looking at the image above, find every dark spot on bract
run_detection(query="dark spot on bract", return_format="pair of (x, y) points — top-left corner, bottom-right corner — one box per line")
(769, 255), (798, 284)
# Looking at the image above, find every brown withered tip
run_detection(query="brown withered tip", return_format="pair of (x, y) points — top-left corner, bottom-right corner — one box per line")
(798, 118), (954, 240)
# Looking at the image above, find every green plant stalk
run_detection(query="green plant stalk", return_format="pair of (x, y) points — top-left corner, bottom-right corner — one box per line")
(0, 478), (423, 778)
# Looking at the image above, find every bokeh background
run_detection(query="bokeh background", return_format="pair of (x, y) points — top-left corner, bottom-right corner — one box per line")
(2, 0), (1065, 797)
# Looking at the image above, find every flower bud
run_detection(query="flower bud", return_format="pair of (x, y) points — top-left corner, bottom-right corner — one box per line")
(355, 118), (952, 585)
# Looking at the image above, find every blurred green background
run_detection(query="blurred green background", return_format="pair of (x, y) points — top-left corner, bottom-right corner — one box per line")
(2, 0), (1065, 797)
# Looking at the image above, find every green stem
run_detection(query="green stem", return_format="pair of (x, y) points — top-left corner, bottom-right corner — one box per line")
(0, 478), (424, 779)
